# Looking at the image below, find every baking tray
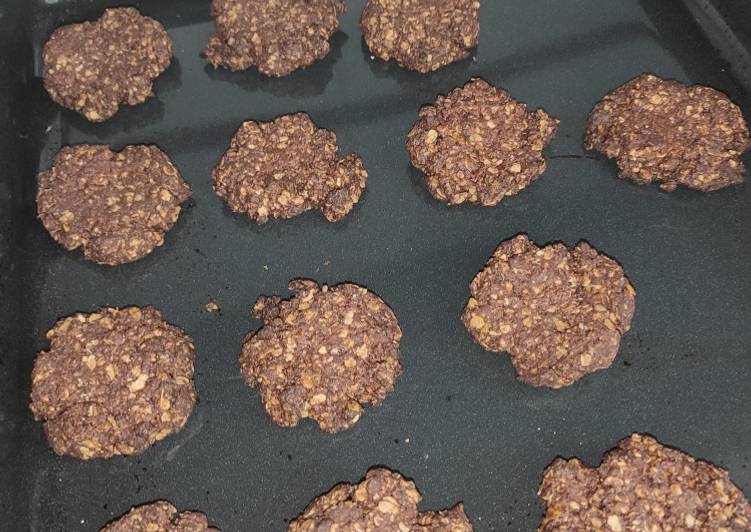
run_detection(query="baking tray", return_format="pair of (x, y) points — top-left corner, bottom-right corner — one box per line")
(1, 0), (750, 530)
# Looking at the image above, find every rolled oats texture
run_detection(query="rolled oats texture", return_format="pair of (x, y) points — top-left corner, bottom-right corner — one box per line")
(205, 0), (345, 77)
(213, 113), (367, 224)
(101, 501), (217, 532)
(585, 73), (750, 192)
(361, 0), (480, 73)
(462, 234), (635, 388)
(30, 306), (197, 460)
(290, 467), (473, 531)
(42, 7), (172, 122)
(36, 144), (190, 266)
(240, 280), (402, 433)
(539, 434), (751, 531)
(408, 78), (558, 206)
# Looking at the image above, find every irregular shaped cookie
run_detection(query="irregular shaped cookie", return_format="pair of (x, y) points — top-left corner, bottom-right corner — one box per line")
(415, 508), (474, 531)
(30, 307), (197, 460)
(102, 501), (217, 532)
(408, 79), (559, 206)
(462, 235), (635, 388)
(37, 144), (190, 266)
(240, 280), (402, 433)
(360, 0), (480, 73)
(205, 0), (345, 76)
(43, 7), (172, 122)
(213, 113), (367, 224)
(290, 468), (473, 531)
(585, 74), (750, 192)
(539, 434), (751, 531)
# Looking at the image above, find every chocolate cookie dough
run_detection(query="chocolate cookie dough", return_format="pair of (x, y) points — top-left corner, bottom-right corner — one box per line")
(213, 113), (367, 224)
(102, 501), (217, 532)
(462, 235), (635, 389)
(30, 307), (197, 460)
(205, 0), (345, 76)
(240, 280), (402, 433)
(585, 74), (751, 192)
(290, 468), (473, 531)
(43, 8), (172, 122)
(37, 144), (190, 266)
(539, 434), (751, 531)
(408, 79), (559, 206)
(360, 0), (480, 73)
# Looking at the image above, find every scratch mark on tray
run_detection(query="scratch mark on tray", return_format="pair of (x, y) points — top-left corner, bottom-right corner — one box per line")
(647, 222), (679, 232)
(163, 410), (206, 462)
(28, 466), (48, 532)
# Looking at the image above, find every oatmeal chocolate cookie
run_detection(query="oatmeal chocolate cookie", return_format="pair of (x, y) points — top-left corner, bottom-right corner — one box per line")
(360, 0), (480, 73)
(37, 144), (190, 266)
(415, 508), (474, 531)
(290, 468), (473, 531)
(240, 280), (402, 433)
(213, 113), (367, 224)
(43, 8), (172, 122)
(205, 0), (345, 76)
(462, 235), (635, 389)
(102, 501), (217, 532)
(539, 434), (751, 531)
(408, 78), (559, 206)
(585, 74), (750, 192)
(30, 306), (197, 460)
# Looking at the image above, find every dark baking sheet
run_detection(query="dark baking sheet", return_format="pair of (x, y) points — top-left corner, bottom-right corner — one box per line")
(2, 0), (750, 530)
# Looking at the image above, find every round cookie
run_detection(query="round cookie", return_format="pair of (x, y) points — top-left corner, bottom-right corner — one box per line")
(205, 0), (345, 77)
(408, 78), (559, 206)
(102, 501), (217, 532)
(585, 74), (750, 192)
(539, 434), (751, 531)
(462, 235), (635, 389)
(30, 306), (197, 460)
(37, 144), (190, 266)
(360, 0), (480, 73)
(240, 280), (402, 433)
(213, 113), (367, 224)
(43, 8), (172, 122)
(290, 468), (473, 531)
